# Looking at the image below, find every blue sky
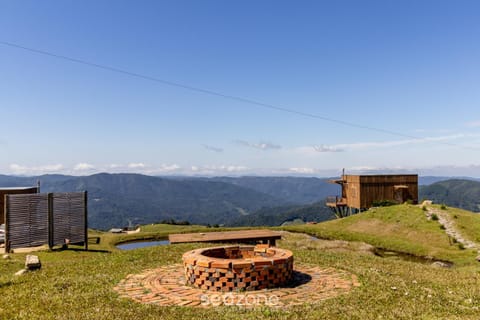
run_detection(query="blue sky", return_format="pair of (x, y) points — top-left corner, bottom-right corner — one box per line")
(1, 1), (480, 176)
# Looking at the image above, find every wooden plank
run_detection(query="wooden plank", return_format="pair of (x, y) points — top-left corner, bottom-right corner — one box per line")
(84, 191), (88, 251)
(169, 229), (282, 244)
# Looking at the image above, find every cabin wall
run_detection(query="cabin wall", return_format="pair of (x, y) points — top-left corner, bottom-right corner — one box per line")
(343, 175), (418, 209)
(343, 175), (362, 209)
(0, 187), (39, 223)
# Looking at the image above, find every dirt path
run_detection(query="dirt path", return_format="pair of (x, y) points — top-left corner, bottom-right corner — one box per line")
(423, 203), (480, 255)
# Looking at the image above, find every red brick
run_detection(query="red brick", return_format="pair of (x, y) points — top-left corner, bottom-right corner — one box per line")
(197, 260), (211, 268)
(232, 261), (252, 268)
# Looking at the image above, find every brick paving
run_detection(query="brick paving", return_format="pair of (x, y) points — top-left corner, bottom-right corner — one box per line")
(114, 264), (361, 308)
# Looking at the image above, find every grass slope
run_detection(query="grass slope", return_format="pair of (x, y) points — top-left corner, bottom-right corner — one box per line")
(2, 206), (480, 319)
(282, 204), (477, 264)
(438, 205), (480, 243)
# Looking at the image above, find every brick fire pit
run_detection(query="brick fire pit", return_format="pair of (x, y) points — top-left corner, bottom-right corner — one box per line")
(182, 244), (293, 292)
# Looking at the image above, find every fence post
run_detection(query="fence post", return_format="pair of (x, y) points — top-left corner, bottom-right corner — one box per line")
(48, 193), (54, 250)
(4, 195), (10, 253)
(84, 191), (88, 251)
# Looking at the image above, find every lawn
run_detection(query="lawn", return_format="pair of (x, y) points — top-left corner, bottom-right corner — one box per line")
(282, 204), (477, 264)
(1, 205), (480, 319)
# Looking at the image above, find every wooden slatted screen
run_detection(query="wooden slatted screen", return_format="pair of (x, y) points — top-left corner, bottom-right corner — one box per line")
(5, 194), (49, 250)
(5, 192), (87, 252)
(52, 192), (87, 246)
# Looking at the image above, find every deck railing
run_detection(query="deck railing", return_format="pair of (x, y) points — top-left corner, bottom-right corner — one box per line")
(326, 196), (347, 207)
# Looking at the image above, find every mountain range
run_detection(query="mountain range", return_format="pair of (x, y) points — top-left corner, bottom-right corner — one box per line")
(0, 174), (338, 229)
(1, 173), (479, 230)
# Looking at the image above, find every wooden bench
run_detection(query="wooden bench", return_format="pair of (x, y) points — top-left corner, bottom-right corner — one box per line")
(169, 229), (282, 246)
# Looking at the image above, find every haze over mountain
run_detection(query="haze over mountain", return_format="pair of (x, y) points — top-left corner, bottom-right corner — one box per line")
(2, 173), (479, 230)
(0, 174), (338, 230)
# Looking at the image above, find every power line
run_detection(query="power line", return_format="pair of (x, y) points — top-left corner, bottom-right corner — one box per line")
(0, 40), (477, 151)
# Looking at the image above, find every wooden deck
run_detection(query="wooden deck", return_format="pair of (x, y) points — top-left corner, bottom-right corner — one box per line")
(168, 229), (282, 246)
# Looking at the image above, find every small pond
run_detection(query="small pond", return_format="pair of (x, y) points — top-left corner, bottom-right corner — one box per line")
(116, 240), (170, 250)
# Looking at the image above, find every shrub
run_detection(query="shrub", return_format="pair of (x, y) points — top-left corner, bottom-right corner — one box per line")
(458, 243), (465, 250)
(372, 200), (397, 207)
(453, 214), (458, 219)
(422, 206), (427, 211)
(431, 213), (439, 221)
(441, 204), (447, 210)
(440, 225), (446, 230)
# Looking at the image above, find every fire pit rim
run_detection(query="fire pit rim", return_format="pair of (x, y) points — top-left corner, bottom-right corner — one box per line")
(182, 244), (294, 291)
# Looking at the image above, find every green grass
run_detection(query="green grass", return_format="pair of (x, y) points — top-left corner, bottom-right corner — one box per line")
(442, 206), (480, 244)
(2, 206), (480, 319)
(282, 204), (476, 264)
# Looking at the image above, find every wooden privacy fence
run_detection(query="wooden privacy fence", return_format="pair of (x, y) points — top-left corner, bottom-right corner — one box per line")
(4, 192), (88, 252)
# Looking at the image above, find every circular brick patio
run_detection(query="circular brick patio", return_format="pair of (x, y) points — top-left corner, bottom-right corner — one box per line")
(114, 263), (361, 308)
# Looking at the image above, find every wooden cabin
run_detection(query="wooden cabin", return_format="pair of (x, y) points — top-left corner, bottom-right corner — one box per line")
(0, 186), (39, 223)
(326, 174), (418, 211)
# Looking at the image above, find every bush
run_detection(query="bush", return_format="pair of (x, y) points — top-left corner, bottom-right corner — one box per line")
(431, 213), (439, 221)
(440, 225), (446, 230)
(458, 243), (465, 250)
(453, 214), (458, 219)
(422, 206), (427, 211)
(372, 200), (397, 207)
(441, 204), (447, 210)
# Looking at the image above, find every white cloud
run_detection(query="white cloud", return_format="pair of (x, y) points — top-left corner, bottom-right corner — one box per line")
(185, 165), (248, 175)
(202, 144), (224, 153)
(157, 164), (181, 172)
(74, 163), (95, 171)
(128, 163), (146, 169)
(305, 134), (469, 153)
(313, 144), (344, 153)
(289, 167), (316, 174)
(9, 163), (64, 175)
(234, 140), (281, 150)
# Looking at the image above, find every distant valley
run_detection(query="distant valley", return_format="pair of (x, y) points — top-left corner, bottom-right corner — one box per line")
(1, 173), (479, 230)
(0, 174), (339, 230)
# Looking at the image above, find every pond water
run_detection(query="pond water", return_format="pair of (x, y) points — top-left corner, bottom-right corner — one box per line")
(116, 240), (170, 250)
(308, 234), (452, 266)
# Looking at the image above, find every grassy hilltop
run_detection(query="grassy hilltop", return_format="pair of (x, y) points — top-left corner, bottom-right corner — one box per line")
(1, 204), (480, 319)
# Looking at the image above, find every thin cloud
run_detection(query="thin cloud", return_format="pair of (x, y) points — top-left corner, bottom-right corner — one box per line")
(202, 144), (224, 153)
(309, 134), (468, 152)
(234, 140), (281, 150)
(128, 163), (146, 169)
(156, 164), (181, 172)
(313, 144), (344, 153)
(190, 165), (248, 174)
(74, 163), (95, 171)
(289, 167), (316, 174)
(9, 163), (64, 175)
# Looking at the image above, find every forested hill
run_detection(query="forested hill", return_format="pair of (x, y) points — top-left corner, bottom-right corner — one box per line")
(2, 174), (479, 230)
(229, 202), (335, 227)
(419, 179), (480, 212)
(0, 173), (336, 230)
(202, 176), (340, 204)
